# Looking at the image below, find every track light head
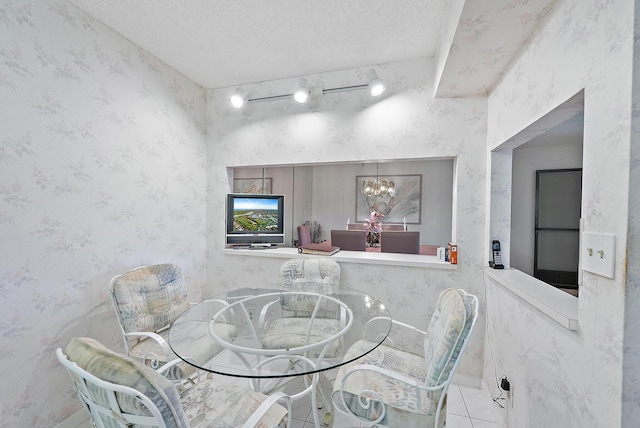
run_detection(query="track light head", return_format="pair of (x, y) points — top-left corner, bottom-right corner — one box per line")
(229, 88), (245, 108)
(367, 69), (385, 97)
(293, 78), (310, 103)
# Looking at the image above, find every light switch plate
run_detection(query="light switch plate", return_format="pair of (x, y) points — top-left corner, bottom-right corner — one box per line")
(582, 232), (616, 279)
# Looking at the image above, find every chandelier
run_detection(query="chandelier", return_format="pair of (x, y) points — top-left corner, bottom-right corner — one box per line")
(361, 164), (395, 198)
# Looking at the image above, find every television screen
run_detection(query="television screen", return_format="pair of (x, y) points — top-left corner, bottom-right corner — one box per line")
(230, 197), (279, 232)
(226, 194), (285, 246)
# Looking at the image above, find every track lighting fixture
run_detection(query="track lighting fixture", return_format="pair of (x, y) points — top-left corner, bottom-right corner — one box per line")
(229, 88), (245, 109)
(293, 78), (310, 103)
(229, 69), (385, 109)
(367, 69), (385, 96)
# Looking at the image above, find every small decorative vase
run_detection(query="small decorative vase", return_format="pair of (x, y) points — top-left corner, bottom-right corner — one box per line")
(367, 231), (380, 246)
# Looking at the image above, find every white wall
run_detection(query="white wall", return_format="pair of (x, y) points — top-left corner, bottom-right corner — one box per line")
(0, 1), (207, 426)
(485, 0), (633, 427)
(206, 57), (488, 379)
(622, 2), (640, 424)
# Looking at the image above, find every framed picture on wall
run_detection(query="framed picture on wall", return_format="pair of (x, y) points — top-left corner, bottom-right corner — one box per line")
(233, 178), (272, 194)
(355, 174), (422, 224)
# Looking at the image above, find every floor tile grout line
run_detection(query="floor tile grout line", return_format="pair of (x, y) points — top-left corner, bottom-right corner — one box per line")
(457, 384), (474, 419)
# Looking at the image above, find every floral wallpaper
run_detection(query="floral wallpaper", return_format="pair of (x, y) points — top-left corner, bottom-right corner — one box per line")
(205, 56), (489, 387)
(622, 1), (640, 427)
(0, 1), (207, 426)
(486, 0), (634, 427)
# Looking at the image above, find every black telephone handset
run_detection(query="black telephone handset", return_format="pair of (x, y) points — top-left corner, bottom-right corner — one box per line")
(490, 240), (504, 269)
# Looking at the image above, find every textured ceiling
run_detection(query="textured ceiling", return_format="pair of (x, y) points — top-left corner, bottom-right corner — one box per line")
(66, 0), (559, 97)
(67, 0), (448, 89)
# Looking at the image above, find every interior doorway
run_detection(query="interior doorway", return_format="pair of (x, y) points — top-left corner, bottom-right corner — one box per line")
(534, 168), (582, 295)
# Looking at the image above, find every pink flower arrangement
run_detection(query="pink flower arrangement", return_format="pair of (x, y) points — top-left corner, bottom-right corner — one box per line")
(363, 211), (384, 234)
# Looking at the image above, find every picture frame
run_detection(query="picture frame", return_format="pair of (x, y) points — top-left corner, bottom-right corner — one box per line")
(233, 178), (272, 194)
(355, 174), (422, 224)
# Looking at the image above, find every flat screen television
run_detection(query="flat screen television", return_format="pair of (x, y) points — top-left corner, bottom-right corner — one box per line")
(226, 193), (285, 247)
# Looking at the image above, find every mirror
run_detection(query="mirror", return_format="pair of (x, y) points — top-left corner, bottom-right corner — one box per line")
(229, 158), (455, 254)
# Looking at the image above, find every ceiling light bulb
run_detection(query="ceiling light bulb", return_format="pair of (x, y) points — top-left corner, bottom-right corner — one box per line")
(293, 78), (310, 103)
(367, 69), (385, 97)
(230, 88), (245, 108)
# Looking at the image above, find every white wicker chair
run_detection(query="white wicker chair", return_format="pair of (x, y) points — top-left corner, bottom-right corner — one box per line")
(258, 258), (344, 416)
(331, 288), (478, 428)
(57, 337), (291, 428)
(109, 264), (235, 380)
(259, 258), (344, 359)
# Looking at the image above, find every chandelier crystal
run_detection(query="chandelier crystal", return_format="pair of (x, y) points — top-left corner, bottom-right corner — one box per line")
(361, 166), (395, 198)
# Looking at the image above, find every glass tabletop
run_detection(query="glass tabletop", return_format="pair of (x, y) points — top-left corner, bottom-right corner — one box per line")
(168, 286), (391, 379)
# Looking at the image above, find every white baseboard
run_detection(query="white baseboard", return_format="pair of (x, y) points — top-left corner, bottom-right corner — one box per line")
(54, 409), (90, 428)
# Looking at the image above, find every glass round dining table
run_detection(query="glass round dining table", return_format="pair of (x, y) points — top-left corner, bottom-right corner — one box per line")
(168, 286), (391, 427)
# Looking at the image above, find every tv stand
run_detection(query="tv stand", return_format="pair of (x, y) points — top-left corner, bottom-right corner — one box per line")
(249, 243), (272, 250)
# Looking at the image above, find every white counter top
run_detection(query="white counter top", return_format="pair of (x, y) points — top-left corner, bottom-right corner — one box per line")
(222, 246), (457, 269)
(484, 267), (579, 331)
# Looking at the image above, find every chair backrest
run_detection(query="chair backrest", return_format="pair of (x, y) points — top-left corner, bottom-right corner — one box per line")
(58, 337), (188, 428)
(280, 258), (341, 312)
(381, 224), (404, 231)
(297, 225), (312, 246)
(380, 231), (420, 254)
(331, 229), (366, 251)
(423, 289), (478, 389)
(110, 264), (188, 334)
(347, 223), (364, 230)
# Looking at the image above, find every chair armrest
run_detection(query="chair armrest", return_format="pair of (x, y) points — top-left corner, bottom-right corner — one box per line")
(363, 317), (427, 345)
(257, 298), (280, 331)
(156, 358), (204, 386)
(156, 358), (186, 376)
(336, 364), (446, 424)
(342, 364), (446, 392)
(199, 298), (235, 323)
(124, 331), (172, 356)
(363, 318), (428, 350)
(387, 319), (428, 337)
(241, 391), (292, 428)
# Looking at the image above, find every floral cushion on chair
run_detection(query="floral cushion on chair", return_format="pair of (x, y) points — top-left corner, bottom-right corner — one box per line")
(332, 288), (473, 428)
(331, 339), (434, 427)
(423, 288), (472, 389)
(65, 337), (288, 428)
(180, 377), (288, 428)
(262, 259), (343, 358)
(280, 259), (341, 312)
(111, 264), (238, 380)
(111, 264), (189, 334)
(65, 337), (188, 428)
(262, 317), (343, 357)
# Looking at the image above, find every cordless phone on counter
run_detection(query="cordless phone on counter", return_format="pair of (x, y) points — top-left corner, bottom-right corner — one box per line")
(490, 240), (504, 269)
